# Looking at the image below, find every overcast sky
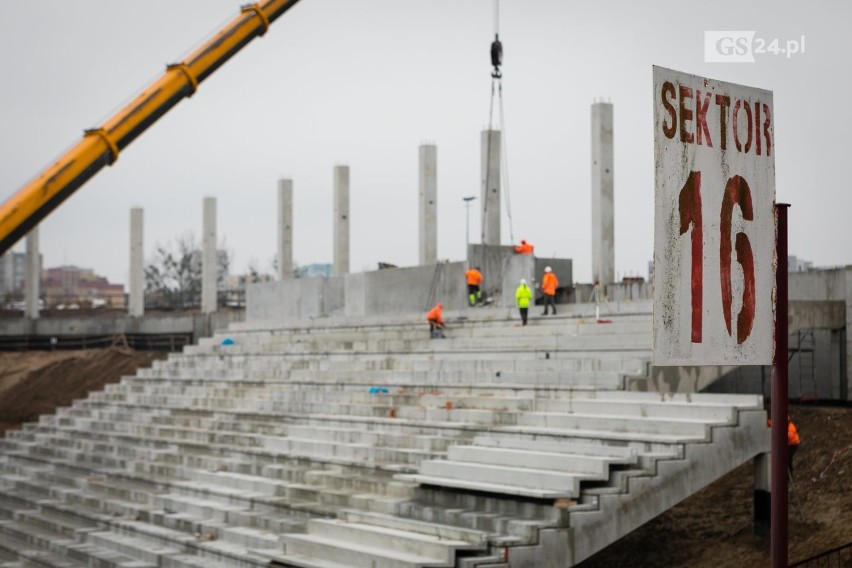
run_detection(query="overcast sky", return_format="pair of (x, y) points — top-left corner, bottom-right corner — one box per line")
(1, 0), (848, 286)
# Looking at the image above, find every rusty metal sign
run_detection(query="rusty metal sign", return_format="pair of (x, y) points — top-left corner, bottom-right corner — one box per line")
(653, 66), (776, 366)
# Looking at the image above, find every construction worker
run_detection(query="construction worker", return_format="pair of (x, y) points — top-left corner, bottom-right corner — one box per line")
(515, 278), (532, 326)
(513, 239), (534, 255)
(465, 266), (483, 307)
(540, 266), (558, 315)
(767, 415), (801, 475)
(788, 415), (800, 475)
(426, 303), (446, 339)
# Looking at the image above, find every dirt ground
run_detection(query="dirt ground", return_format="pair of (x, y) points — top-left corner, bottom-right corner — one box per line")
(0, 349), (850, 566)
(0, 349), (164, 433)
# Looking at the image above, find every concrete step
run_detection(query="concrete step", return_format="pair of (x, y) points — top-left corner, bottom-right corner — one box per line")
(280, 531), (455, 568)
(414, 460), (584, 498)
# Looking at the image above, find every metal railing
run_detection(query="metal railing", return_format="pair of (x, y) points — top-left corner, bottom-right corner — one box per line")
(789, 541), (852, 567)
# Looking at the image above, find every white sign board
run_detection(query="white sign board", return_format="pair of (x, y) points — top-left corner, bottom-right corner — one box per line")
(653, 66), (775, 366)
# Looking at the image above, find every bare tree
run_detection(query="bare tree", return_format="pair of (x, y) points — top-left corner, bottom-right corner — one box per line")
(145, 233), (230, 309)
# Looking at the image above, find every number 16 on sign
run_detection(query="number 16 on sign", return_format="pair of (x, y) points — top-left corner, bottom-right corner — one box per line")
(653, 66), (776, 366)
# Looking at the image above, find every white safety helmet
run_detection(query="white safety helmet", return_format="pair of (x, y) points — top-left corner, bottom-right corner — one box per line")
(520, 278), (527, 285)
(545, 266), (552, 273)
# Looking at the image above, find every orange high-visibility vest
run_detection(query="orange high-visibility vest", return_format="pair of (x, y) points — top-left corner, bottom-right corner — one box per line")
(426, 304), (443, 324)
(466, 269), (483, 286)
(788, 420), (800, 446)
(542, 272), (558, 296)
(514, 242), (534, 255)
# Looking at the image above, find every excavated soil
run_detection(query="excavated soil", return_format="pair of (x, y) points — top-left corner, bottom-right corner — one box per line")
(0, 349), (850, 566)
(0, 349), (164, 433)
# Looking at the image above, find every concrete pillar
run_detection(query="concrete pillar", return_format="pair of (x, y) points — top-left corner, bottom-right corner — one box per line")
(25, 227), (40, 319)
(333, 165), (350, 276)
(129, 207), (144, 317)
(591, 102), (615, 285)
(278, 179), (294, 280)
(201, 197), (217, 314)
(480, 130), (501, 246)
(753, 452), (771, 536)
(419, 144), (438, 265)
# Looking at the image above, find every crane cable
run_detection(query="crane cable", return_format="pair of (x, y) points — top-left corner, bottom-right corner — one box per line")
(482, 0), (515, 245)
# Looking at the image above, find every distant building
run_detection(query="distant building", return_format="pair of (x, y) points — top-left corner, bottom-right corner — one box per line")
(296, 263), (333, 278)
(42, 265), (125, 308)
(788, 255), (813, 273)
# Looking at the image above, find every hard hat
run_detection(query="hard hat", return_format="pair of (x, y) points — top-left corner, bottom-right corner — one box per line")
(545, 266), (552, 273)
(520, 278), (527, 285)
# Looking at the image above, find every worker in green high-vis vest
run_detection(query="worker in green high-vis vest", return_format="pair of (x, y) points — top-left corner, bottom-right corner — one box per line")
(515, 278), (532, 326)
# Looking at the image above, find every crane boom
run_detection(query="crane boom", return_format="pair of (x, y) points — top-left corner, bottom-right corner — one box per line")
(0, 0), (302, 255)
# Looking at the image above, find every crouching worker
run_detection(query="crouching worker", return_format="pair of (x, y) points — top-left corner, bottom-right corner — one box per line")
(426, 303), (446, 339)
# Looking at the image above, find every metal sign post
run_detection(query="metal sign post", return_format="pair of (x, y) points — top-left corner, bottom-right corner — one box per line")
(772, 203), (790, 568)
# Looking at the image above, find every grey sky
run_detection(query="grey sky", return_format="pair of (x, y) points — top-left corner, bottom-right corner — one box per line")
(1, 0), (847, 286)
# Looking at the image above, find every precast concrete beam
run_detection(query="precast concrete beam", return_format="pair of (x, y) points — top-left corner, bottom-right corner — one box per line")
(480, 130), (501, 246)
(278, 179), (294, 280)
(591, 102), (615, 285)
(334, 165), (350, 277)
(202, 196), (217, 314)
(419, 145), (437, 265)
(129, 207), (144, 317)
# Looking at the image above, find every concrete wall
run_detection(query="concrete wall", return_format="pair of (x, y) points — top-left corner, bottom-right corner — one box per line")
(345, 262), (467, 317)
(246, 263), (467, 322)
(0, 311), (243, 341)
(574, 281), (651, 303)
(246, 276), (345, 322)
(500, 255), (535, 308)
(634, 268), (851, 401)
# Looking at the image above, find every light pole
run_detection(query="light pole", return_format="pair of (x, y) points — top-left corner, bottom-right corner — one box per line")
(463, 196), (476, 260)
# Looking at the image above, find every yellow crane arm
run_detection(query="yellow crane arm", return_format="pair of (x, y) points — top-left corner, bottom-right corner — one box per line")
(0, 0), (302, 254)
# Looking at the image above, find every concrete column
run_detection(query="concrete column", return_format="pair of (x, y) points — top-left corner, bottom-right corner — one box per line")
(202, 197), (217, 314)
(278, 179), (294, 280)
(419, 144), (438, 265)
(591, 102), (615, 285)
(753, 453), (771, 536)
(480, 130), (501, 246)
(129, 207), (144, 317)
(25, 227), (40, 319)
(333, 165), (350, 276)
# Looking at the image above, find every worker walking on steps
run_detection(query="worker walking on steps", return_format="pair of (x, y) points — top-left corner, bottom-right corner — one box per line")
(465, 266), (483, 307)
(515, 278), (532, 326)
(513, 239), (534, 255)
(426, 303), (446, 339)
(540, 266), (558, 315)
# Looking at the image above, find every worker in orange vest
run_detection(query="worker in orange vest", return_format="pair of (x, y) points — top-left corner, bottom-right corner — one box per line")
(513, 239), (534, 255)
(540, 266), (558, 315)
(426, 303), (446, 339)
(787, 415), (800, 475)
(767, 414), (801, 475)
(465, 266), (483, 307)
